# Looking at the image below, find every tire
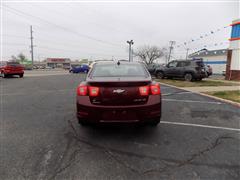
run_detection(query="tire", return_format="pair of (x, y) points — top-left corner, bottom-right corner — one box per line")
(19, 74), (24, 78)
(156, 71), (164, 79)
(1, 72), (7, 78)
(78, 117), (89, 126)
(148, 117), (161, 126)
(184, 73), (193, 81)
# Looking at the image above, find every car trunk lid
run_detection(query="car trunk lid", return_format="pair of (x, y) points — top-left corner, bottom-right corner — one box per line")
(88, 77), (151, 106)
(6, 63), (23, 72)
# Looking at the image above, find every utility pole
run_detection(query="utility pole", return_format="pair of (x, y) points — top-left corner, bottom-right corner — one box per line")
(127, 40), (134, 62)
(131, 47), (134, 62)
(167, 40), (175, 64)
(30, 25), (34, 68)
(185, 48), (190, 60)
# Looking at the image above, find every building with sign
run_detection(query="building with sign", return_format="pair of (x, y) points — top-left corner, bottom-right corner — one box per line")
(45, 58), (71, 69)
(226, 19), (240, 80)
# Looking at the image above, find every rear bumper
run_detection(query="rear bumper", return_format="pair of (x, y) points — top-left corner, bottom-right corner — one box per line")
(76, 95), (161, 123)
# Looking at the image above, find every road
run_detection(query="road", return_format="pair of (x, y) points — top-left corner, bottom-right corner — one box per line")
(0, 73), (240, 180)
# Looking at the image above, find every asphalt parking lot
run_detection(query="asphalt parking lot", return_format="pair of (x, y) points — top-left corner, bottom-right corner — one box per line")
(0, 74), (239, 180)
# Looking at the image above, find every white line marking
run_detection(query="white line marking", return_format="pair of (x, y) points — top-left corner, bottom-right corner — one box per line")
(162, 92), (194, 96)
(162, 98), (222, 104)
(177, 91), (194, 95)
(162, 93), (172, 96)
(161, 121), (240, 132)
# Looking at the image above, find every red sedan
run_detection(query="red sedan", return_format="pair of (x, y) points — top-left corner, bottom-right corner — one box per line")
(76, 61), (161, 125)
(0, 62), (24, 78)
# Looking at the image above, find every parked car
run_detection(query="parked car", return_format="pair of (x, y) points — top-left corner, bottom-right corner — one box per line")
(0, 62), (24, 78)
(205, 65), (213, 77)
(155, 60), (207, 81)
(24, 65), (33, 70)
(76, 61), (161, 125)
(69, 64), (89, 73)
(45, 66), (54, 69)
(147, 63), (162, 75)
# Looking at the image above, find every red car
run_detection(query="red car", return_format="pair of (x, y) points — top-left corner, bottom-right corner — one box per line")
(0, 62), (24, 78)
(76, 61), (161, 125)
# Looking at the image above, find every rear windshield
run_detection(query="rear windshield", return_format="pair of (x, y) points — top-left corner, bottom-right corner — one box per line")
(92, 63), (148, 77)
(7, 62), (21, 66)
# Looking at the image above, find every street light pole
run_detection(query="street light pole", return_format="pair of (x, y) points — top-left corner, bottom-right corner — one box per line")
(127, 40), (134, 62)
(30, 25), (34, 68)
(167, 40), (175, 64)
(186, 48), (190, 60)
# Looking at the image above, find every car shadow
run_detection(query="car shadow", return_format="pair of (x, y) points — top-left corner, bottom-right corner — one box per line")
(74, 121), (163, 145)
(1, 75), (21, 79)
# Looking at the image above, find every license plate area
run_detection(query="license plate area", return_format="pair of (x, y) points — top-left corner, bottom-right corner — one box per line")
(102, 110), (137, 121)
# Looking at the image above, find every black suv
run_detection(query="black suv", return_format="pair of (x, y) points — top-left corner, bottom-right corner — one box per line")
(155, 60), (207, 81)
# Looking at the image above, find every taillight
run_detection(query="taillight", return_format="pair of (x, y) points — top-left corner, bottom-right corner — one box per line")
(77, 85), (88, 96)
(88, 86), (99, 97)
(139, 84), (161, 96)
(139, 86), (149, 96)
(150, 84), (161, 95)
(77, 85), (100, 96)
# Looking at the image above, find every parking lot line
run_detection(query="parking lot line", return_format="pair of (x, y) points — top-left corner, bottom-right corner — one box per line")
(161, 121), (240, 132)
(162, 98), (222, 104)
(162, 92), (194, 96)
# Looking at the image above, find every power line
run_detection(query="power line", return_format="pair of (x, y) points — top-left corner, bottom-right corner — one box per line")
(3, 40), (127, 58)
(3, 4), (123, 47)
(2, 33), (126, 55)
(27, 3), (135, 37)
(36, 46), (126, 58)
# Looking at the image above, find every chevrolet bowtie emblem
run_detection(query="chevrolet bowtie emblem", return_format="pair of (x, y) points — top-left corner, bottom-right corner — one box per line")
(113, 89), (125, 94)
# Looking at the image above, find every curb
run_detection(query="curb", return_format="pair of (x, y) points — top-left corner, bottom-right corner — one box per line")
(158, 82), (240, 108)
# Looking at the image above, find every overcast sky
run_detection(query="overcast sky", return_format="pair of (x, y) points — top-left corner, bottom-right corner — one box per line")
(1, 0), (239, 62)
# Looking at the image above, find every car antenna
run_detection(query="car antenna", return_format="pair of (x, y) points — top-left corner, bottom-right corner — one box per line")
(117, 61), (120, 66)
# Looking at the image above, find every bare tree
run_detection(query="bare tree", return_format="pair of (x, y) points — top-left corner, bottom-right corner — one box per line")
(17, 53), (27, 63)
(133, 45), (167, 64)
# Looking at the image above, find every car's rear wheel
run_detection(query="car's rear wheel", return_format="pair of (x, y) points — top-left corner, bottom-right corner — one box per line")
(1, 72), (7, 78)
(184, 73), (193, 81)
(156, 71), (164, 79)
(19, 74), (24, 78)
(148, 117), (160, 126)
